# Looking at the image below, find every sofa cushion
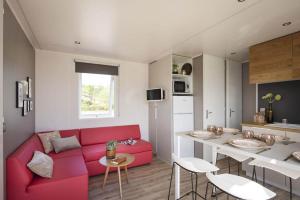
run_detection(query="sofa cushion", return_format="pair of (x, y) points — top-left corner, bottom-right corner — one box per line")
(27, 156), (88, 200)
(48, 148), (82, 160)
(82, 144), (106, 162)
(82, 139), (152, 162)
(27, 151), (53, 178)
(28, 156), (87, 186)
(80, 125), (141, 145)
(51, 136), (81, 153)
(117, 140), (152, 154)
(37, 131), (61, 153)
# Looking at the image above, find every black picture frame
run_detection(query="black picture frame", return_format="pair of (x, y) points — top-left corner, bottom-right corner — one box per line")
(22, 100), (28, 116)
(16, 81), (24, 108)
(27, 77), (32, 98)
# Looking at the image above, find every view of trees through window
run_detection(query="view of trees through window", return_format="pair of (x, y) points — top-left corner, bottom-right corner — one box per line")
(80, 73), (115, 118)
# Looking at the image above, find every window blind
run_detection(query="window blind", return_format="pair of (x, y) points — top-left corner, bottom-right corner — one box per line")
(75, 61), (119, 75)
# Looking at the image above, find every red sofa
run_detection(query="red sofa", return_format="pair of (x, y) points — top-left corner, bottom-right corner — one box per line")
(6, 124), (152, 200)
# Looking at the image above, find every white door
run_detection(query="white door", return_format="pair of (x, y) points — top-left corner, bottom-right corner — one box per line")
(173, 113), (194, 157)
(203, 54), (225, 162)
(226, 59), (242, 129)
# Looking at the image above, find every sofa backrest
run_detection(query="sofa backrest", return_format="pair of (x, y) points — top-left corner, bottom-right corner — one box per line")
(6, 134), (43, 199)
(59, 129), (80, 140)
(80, 124), (141, 145)
(36, 129), (80, 141)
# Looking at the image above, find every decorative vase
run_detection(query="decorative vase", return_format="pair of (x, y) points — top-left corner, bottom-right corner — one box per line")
(266, 103), (273, 123)
(106, 149), (116, 159)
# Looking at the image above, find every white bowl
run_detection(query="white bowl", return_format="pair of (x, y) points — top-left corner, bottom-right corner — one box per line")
(229, 139), (268, 150)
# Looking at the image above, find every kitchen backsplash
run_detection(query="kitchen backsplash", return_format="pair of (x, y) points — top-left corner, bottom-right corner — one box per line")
(258, 80), (300, 124)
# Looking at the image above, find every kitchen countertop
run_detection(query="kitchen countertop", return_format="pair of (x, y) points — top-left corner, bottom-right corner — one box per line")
(241, 122), (300, 133)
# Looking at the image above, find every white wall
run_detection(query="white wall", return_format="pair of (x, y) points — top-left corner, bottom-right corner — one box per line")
(35, 49), (149, 140)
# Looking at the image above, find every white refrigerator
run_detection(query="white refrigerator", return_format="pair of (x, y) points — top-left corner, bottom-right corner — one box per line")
(173, 96), (194, 157)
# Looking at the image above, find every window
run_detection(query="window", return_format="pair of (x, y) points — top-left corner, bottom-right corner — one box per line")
(79, 73), (116, 119)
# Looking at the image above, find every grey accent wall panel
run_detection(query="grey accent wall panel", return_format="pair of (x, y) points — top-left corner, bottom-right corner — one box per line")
(149, 55), (172, 163)
(3, 2), (35, 158)
(193, 56), (203, 158)
(242, 62), (256, 122)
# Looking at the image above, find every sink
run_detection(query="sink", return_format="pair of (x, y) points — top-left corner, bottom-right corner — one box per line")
(265, 123), (300, 129)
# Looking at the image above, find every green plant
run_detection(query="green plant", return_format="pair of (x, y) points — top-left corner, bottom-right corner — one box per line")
(261, 92), (282, 104)
(106, 140), (117, 150)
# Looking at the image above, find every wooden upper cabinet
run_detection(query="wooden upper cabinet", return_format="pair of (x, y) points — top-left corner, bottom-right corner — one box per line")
(293, 32), (300, 73)
(249, 35), (293, 84)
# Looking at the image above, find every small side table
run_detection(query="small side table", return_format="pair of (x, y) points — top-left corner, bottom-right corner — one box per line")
(99, 153), (135, 199)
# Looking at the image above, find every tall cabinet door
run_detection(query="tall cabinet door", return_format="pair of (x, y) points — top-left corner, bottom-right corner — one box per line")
(203, 54), (225, 162)
(226, 59), (242, 129)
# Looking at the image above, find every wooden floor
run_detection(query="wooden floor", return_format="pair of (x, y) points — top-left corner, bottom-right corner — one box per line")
(89, 157), (300, 200)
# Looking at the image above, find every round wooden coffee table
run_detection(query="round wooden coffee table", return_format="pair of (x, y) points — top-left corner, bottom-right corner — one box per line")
(99, 153), (135, 199)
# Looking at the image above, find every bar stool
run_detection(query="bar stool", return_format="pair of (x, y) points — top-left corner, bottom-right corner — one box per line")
(249, 159), (300, 200)
(205, 173), (276, 200)
(168, 154), (219, 200)
(217, 148), (250, 175)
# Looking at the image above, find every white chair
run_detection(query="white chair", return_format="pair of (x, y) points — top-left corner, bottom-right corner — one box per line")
(205, 173), (276, 200)
(217, 147), (250, 175)
(168, 154), (219, 200)
(249, 159), (300, 200)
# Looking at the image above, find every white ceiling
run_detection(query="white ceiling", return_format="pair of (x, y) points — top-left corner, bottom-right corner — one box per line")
(8, 0), (300, 63)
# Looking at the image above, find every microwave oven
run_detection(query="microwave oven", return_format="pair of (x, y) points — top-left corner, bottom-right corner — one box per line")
(173, 80), (190, 93)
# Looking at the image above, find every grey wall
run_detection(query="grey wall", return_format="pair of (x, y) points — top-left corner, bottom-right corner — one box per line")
(242, 62), (256, 122)
(258, 80), (300, 124)
(149, 55), (173, 163)
(193, 56), (203, 158)
(3, 2), (35, 158)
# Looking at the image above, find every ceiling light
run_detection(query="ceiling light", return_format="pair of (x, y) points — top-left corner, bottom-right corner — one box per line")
(237, 0), (246, 2)
(282, 22), (292, 26)
(74, 41), (81, 45)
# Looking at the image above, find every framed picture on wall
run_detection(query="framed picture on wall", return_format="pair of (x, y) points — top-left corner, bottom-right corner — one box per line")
(21, 80), (28, 96)
(23, 100), (28, 116)
(29, 100), (33, 111)
(27, 77), (32, 98)
(16, 81), (24, 108)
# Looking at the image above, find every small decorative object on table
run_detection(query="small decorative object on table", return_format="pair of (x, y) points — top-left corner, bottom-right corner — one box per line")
(207, 125), (217, 133)
(106, 140), (117, 159)
(215, 127), (224, 136)
(111, 156), (127, 165)
(261, 92), (282, 123)
(260, 134), (276, 146)
(242, 130), (255, 139)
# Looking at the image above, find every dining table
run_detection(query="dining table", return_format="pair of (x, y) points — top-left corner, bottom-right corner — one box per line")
(174, 131), (300, 199)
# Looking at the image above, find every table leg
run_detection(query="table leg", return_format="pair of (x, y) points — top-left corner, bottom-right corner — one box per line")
(212, 146), (217, 167)
(118, 166), (123, 199)
(102, 166), (110, 189)
(124, 165), (129, 184)
(175, 135), (181, 199)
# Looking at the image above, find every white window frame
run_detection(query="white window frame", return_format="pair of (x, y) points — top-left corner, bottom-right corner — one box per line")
(78, 73), (118, 119)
